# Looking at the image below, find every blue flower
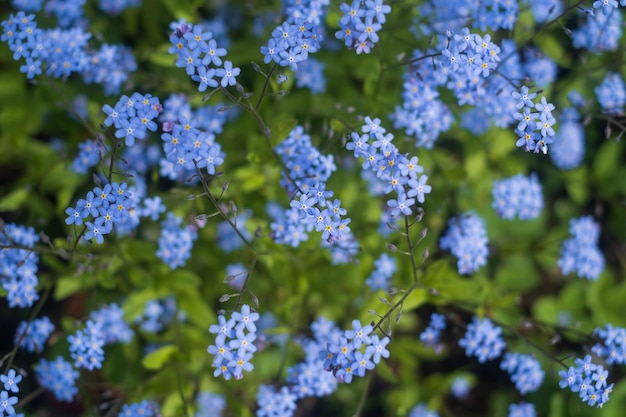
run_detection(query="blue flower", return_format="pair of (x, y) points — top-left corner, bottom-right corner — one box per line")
(492, 173), (543, 220)
(508, 402), (536, 417)
(407, 174), (432, 204)
(345, 320), (373, 348)
(0, 390), (18, 415)
(84, 218), (107, 244)
(14, 316), (54, 353)
(1, 369), (22, 393)
(558, 216), (605, 280)
(500, 352), (544, 394)
(156, 213), (198, 269)
(511, 86), (536, 109)
(215, 60), (240, 87)
(200, 38), (226, 67)
(68, 320), (106, 370)
(387, 192), (415, 216)
(117, 400), (156, 417)
(440, 212), (489, 274)
(192, 66), (217, 92)
(365, 334), (390, 364)
(458, 316), (506, 363)
(229, 329), (258, 356)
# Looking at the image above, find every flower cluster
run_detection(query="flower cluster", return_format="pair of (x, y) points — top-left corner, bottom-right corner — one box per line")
(557, 215), (605, 280)
(256, 385), (297, 417)
(594, 72), (626, 114)
(458, 316), (506, 363)
(450, 376), (471, 399)
(71, 138), (104, 174)
(208, 304), (260, 380)
(0, 222), (40, 308)
(592, 324), (626, 365)
(65, 182), (133, 244)
(346, 116), (431, 218)
(35, 356), (79, 402)
(550, 107), (585, 170)
(294, 58), (326, 93)
(135, 297), (179, 333)
(0, 11), (136, 93)
(500, 352), (545, 394)
(67, 320), (106, 370)
(117, 400), (157, 417)
(261, 17), (322, 71)
(271, 126), (358, 263)
(420, 313), (446, 349)
(473, 0), (518, 31)
(275, 125), (336, 195)
(169, 22), (238, 90)
(512, 86), (557, 154)
(194, 392), (226, 417)
(282, 317), (340, 399)
(97, 0), (141, 15)
(160, 116), (225, 178)
(390, 59), (453, 149)
(318, 319), (390, 383)
(89, 303), (133, 344)
(508, 402), (536, 417)
(491, 173), (543, 220)
(335, 0), (391, 54)
(573, 10), (622, 52)
(14, 316), (54, 353)
(592, 0), (622, 15)
(103, 93), (162, 147)
(521, 47), (557, 88)
(289, 184), (352, 244)
(558, 355), (612, 407)
(365, 253), (396, 291)
(441, 28), (501, 79)
(408, 403), (440, 417)
(156, 213), (198, 270)
(440, 212), (489, 275)
(524, 0), (563, 23)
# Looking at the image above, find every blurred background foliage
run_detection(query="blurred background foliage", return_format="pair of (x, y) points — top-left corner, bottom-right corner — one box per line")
(0, 0), (626, 417)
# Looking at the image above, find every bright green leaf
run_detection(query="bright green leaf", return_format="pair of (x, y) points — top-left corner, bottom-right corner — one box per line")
(142, 345), (179, 370)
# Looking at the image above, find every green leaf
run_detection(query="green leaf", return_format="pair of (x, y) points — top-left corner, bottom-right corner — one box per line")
(54, 275), (96, 300)
(231, 165), (272, 193)
(465, 149), (486, 180)
(550, 391), (568, 417)
(159, 0), (195, 20)
(177, 288), (215, 329)
(148, 44), (176, 67)
(495, 254), (539, 292)
(158, 269), (202, 292)
(402, 287), (429, 311)
(532, 296), (557, 324)
(142, 345), (179, 370)
(0, 188), (29, 212)
(562, 167), (589, 205)
(270, 116), (298, 147)
(592, 139), (622, 182)
(422, 259), (484, 303)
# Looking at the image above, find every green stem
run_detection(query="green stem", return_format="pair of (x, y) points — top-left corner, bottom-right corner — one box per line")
(255, 62), (278, 111)
(193, 162), (255, 251)
(233, 254), (258, 311)
(352, 372), (373, 417)
(372, 215), (422, 333)
(16, 386), (45, 410)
